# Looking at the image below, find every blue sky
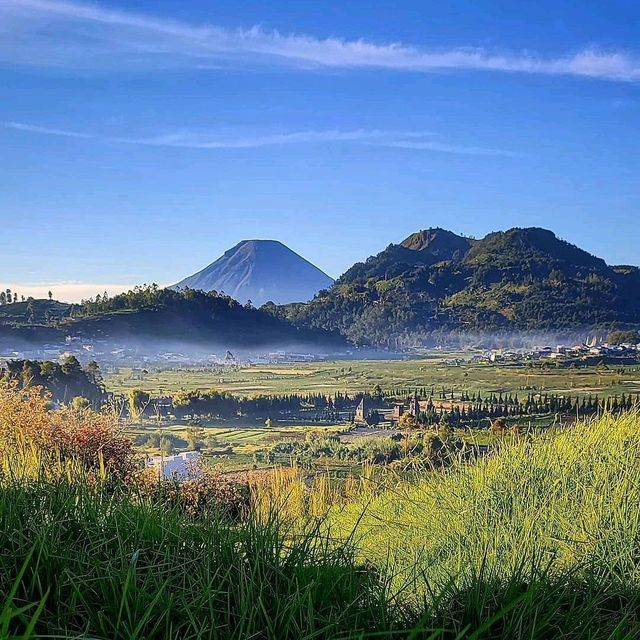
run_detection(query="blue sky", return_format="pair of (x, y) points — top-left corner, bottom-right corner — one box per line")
(0, 0), (639, 301)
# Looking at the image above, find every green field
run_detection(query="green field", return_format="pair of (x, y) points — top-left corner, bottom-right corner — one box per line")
(111, 356), (640, 471)
(105, 356), (640, 399)
(129, 422), (349, 470)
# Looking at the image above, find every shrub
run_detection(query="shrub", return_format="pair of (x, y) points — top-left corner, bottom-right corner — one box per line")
(0, 382), (134, 480)
(137, 466), (250, 519)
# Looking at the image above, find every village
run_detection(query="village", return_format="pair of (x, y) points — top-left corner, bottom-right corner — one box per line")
(470, 339), (640, 366)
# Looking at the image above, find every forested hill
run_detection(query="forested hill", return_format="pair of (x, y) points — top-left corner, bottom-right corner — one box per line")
(0, 287), (344, 349)
(65, 286), (344, 348)
(274, 227), (640, 346)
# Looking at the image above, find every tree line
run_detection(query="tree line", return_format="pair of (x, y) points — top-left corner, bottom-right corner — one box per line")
(1, 357), (106, 408)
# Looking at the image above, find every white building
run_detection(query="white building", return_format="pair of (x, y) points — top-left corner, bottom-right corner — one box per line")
(146, 451), (202, 480)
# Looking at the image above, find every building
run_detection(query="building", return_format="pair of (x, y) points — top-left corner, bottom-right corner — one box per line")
(392, 404), (405, 420)
(355, 398), (366, 424)
(146, 451), (202, 480)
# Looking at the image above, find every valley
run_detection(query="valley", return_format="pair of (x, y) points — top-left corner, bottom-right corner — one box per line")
(102, 353), (640, 472)
(106, 354), (640, 399)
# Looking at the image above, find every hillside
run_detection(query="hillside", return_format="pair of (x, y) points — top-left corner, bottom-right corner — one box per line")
(3, 384), (640, 638)
(0, 299), (72, 326)
(172, 240), (334, 307)
(276, 227), (640, 346)
(0, 299), (74, 352)
(63, 285), (343, 350)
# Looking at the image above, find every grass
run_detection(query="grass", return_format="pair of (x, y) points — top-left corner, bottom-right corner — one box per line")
(327, 412), (640, 630)
(2, 405), (640, 637)
(0, 481), (394, 639)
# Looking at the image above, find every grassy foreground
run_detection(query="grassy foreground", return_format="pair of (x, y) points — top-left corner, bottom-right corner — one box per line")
(328, 412), (640, 637)
(2, 413), (640, 637)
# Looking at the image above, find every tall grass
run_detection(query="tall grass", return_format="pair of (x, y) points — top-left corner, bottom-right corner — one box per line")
(0, 478), (396, 639)
(248, 464), (378, 522)
(327, 412), (640, 636)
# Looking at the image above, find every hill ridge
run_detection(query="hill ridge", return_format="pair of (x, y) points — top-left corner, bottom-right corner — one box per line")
(278, 225), (640, 345)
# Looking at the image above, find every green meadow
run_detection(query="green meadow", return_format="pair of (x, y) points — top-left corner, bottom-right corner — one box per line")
(105, 357), (640, 399)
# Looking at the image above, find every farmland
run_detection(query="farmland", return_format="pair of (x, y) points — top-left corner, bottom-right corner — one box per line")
(105, 355), (640, 400)
(106, 355), (640, 472)
(128, 423), (348, 471)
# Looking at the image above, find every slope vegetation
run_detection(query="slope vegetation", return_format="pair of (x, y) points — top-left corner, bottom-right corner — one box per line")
(64, 285), (344, 349)
(2, 382), (640, 638)
(278, 227), (640, 345)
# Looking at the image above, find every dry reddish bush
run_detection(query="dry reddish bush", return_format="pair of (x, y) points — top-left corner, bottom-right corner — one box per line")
(0, 382), (135, 477)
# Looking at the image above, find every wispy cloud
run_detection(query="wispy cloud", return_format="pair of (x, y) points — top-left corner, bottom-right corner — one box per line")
(383, 140), (519, 157)
(1, 0), (639, 82)
(2, 121), (517, 156)
(117, 129), (437, 150)
(4, 121), (94, 138)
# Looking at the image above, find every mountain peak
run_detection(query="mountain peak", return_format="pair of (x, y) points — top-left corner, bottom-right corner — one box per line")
(464, 227), (606, 269)
(400, 228), (472, 257)
(172, 240), (333, 306)
(227, 239), (286, 251)
(401, 228), (463, 251)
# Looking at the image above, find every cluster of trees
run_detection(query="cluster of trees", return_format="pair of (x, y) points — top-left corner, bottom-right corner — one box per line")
(124, 379), (640, 429)
(0, 290), (53, 306)
(130, 388), (376, 422)
(66, 284), (341, 347)
(72, 284), (248, 319)
(258, 430), (457, 468)
(76, 284), (194, 316)
(1, 357), (106, 408)
(413, 392), (640, 428)
(0, 289), (21, 305)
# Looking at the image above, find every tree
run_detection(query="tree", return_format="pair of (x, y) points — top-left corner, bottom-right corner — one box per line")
(185, 427), (204, 450)
(0, 292), (5, 305)
(160, 436), (175, 456)
(86, 360), (103, 387)
(438, 413), (454, 440)
(61, 355), (82, 376)
(146, 431), (161, 449)
(48, 290), (53, 301)
(128, 389), (150, 421)
(491, 417), (508, 436)
(39, 360), (56, 377)
(398, 412), (417, 430)
(366, 409), (381, 426)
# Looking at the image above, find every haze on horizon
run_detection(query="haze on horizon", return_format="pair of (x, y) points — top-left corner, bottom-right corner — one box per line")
(1, 0), (639, 300)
